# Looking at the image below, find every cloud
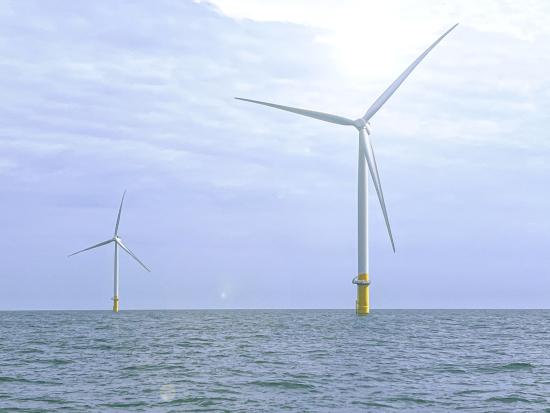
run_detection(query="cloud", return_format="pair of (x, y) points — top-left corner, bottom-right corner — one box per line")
(206, 0), (550, 151)
(0, 0), (548, 309)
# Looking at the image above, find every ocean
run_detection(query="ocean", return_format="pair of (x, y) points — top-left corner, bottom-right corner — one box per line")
(1, 310), (549, 412)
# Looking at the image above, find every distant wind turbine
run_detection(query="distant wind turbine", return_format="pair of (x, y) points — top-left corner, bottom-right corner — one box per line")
(68, 191), (150, 312)
(236, 24), (458, 315)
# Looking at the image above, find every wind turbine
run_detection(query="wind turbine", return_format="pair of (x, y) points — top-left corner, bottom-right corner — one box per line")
(236, 24), (458, 315)
(68, 191), (150, 312)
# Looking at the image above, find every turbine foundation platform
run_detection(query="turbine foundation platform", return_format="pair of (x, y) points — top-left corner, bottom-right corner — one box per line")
(353, 273), (370, 315)
(113, 296), (119, 313)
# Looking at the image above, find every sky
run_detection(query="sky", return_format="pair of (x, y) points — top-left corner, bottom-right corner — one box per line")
(0, 0), (549, 310)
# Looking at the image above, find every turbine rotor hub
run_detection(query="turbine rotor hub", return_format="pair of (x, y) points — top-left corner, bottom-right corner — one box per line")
(353, 119), (372, 134)
(353, 118), (367, 130)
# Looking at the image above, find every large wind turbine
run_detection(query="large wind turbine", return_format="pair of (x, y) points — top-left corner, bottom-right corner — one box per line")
(236, 24), (458, 314)
(68, 191), (150, 312)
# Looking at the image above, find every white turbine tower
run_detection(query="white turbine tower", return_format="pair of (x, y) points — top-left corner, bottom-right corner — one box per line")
(236, 24), (458, 315)
(68, 190), (150, 312)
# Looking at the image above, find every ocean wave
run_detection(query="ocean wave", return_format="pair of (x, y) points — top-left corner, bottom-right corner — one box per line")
(248, 379), (316, 390)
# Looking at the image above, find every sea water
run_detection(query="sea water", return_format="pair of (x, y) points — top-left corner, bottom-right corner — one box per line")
(1, 310), (549, 412)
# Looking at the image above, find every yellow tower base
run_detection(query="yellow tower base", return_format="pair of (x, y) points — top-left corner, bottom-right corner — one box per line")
(354, 273), (370, 315)
(113, 296), (119, 313)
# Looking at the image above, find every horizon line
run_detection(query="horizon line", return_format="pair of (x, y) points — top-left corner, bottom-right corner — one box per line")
(1, 308), (549, 312)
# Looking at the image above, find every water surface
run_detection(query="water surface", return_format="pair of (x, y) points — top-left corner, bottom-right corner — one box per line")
(1, 310), (549, 412)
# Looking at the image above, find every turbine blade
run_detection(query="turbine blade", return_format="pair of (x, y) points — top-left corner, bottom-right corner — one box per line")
(117, 240), (151, 272)
(363, 23), (458, 122)
(114, 190), (126, 236)
(235, 97), (355, 126)
(68, 239), (113, 257)
(359, 130), (396, 252)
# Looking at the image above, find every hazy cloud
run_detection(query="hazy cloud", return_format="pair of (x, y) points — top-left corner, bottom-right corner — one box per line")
(0, 1), (548, 309)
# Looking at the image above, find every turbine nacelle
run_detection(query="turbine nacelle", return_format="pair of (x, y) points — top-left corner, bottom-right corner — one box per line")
(353, 119), (372, 134)
(353, 118), (366, 130)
